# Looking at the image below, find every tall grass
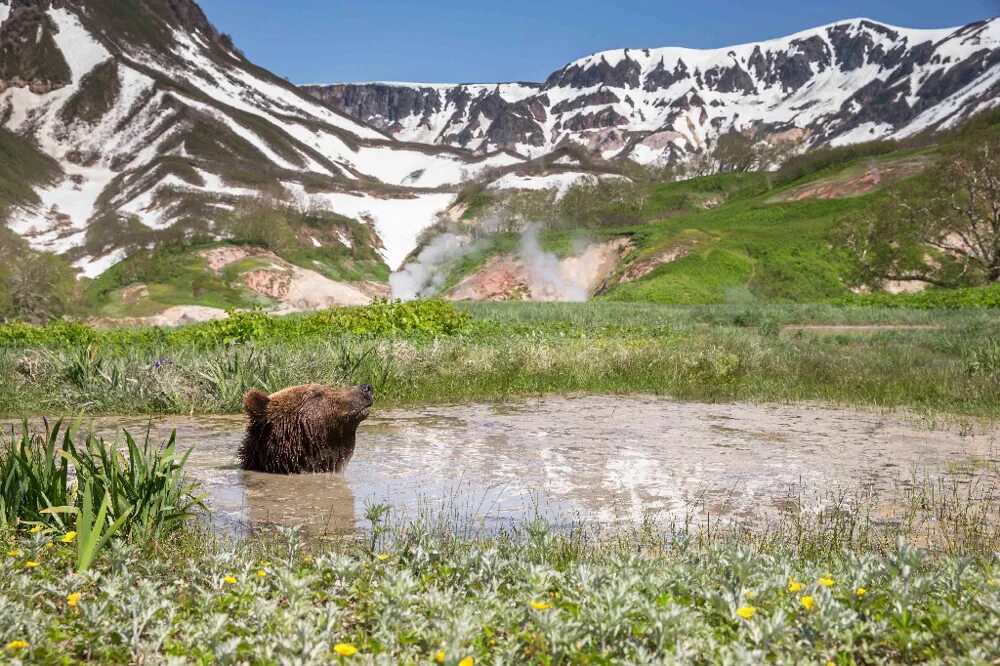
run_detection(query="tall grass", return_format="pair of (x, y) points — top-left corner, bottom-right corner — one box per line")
(59, 428), (206, 544)
(0, 302), (997, 417)
(0, 422), (205, 561)
(0, 421), (70, 530)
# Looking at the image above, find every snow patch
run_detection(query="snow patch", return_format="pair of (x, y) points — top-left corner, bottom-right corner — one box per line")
(306, 191), (455, 270)
(829, 121), (895, 147)
(49, 8), (111, 81)
(74, 248), (127, 279)
(7, 166), (118, 253)
(488, 172), (628, 200)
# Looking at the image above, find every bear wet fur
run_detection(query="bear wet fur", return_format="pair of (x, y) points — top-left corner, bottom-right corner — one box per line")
(238, 383), (374, 474)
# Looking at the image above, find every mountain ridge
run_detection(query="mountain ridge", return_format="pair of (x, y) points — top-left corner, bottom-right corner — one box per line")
(304, 17), (1000, 163)
(0, 0), (522, 277)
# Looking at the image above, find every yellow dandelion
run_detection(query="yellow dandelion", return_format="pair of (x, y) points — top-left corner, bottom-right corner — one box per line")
(30, 525), (43, 534)
(530, 600), (552, 611)
(60, 531), (77, 543)
(736, 606), (756, 619)
(788, 579), (802, 592)
(818, 576), (834, 587)
(223, 575), (237, 585)
(67, 592), (81, 607)
(257, 569), (267, 578)
(377, 553), (389, 561)
(260, 560), (272, 567)
(24, 561), (40, 568)
(5, 640), (28, 650)
(801, 596), (816, 610)
(745, 590), (756, 599)
(6, 550), (21, 558)
(988, 578), (996, 587)
(856, 587), (867, 597)
(45, 543), (53, 549)
(435, 650), (446, 664)
(333, 643), (358, 656)
(459, 658), (474, 666)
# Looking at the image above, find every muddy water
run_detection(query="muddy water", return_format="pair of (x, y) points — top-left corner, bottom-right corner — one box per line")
(53, 397), (999, 534)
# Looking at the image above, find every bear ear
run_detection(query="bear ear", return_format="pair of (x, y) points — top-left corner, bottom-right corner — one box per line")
(243, 389), (270, 417)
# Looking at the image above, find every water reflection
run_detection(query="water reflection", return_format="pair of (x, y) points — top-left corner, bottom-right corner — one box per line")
(241, 469), (355, 535)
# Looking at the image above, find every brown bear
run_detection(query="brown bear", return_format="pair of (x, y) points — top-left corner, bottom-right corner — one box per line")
(238, 383), (374, 474)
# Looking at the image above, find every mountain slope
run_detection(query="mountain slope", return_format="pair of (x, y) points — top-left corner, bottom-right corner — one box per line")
(306, 18), (1000, 163)
(0, 0), (522, 275)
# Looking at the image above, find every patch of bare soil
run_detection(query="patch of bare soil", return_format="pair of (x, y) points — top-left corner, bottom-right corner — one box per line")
(776, 157), (929, 202)
(275, 267), (371, 312)
(120, 284), (149, 304)
(199, 246), (373, 310)
(449, 255), (530, 301)
(619, 244), (695, 283)
(200, 246), (250, 272)
(91, 306), (229, 328)
(351, 281), (391, 299)
(555, 239), (629, 298)
(447, 239), (629, 301)
(152, 306), (230, 326)
(866, 280), (927, 295)
(445, 202), (470, 222)
(243, 269), (292, 300)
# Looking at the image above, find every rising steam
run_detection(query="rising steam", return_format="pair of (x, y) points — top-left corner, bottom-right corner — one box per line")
(391, 222), (603, 302)
(519, 223), (589, 302)
(389, 233), (476, 300)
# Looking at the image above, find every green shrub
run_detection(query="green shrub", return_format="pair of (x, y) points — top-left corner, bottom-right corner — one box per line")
(0, 422), (71, 531)
(58, 428), (205, 545)
(175, 299), (469, 345)
(0, 300), (470, 349)
(838, 285), (1000, 309)
(1, 421), (205, 562)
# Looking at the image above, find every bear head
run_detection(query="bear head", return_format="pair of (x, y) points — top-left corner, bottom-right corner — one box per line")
(238, 383), (374, 474)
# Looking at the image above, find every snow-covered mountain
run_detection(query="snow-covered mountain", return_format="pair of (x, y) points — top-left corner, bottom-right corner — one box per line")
(0, 0), (521, 273)
(305, 18), (1000, 163)
(3, 3), (998, 282)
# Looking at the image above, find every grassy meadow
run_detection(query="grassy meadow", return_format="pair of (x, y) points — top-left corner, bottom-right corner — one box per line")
(0, 299), (998, 419)
(3, 515), (1000, 664)
(1, 303), (1000, 663)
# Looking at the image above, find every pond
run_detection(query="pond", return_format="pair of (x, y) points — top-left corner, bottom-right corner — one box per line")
(49, 396), (999, 535)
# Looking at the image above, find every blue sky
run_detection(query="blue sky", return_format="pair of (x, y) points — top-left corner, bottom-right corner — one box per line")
(196, 0), (999, 84)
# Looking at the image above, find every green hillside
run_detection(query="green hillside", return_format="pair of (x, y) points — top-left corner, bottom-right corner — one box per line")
(604, 180), (864, 304)
(84, 205), (390, 318)
(443, 114), (1000, 306)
